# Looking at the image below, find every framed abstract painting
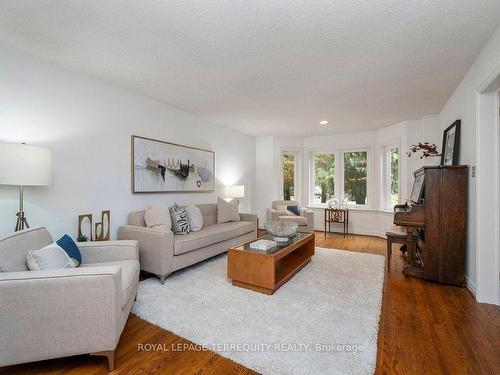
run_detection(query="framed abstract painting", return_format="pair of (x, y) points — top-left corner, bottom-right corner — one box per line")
(131, 135), (215, 193)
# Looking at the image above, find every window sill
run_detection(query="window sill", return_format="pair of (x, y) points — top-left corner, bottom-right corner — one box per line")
(306, 206), (394, 215)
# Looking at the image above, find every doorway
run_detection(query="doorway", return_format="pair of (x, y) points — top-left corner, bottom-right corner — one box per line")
(476, 67), (500, 305)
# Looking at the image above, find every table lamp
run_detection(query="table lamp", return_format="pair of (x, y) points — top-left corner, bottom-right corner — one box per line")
(222, 185), (245, 201)
(0, 143), (53, 231)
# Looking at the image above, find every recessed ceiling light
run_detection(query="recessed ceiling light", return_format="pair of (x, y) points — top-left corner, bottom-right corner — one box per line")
(319, 120), (329, 125)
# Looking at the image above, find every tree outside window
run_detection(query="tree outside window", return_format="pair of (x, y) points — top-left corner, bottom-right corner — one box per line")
(283, 154), (296, 200)
(313, 153), (335, 204)
(390, 146), (399, 207)
(344, 151), (367, 205)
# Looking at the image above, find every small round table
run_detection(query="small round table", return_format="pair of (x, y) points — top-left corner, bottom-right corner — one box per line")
(324, 208), (349, 238)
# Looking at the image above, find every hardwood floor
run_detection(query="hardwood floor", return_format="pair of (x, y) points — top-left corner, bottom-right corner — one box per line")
(2, 232), (499, 374)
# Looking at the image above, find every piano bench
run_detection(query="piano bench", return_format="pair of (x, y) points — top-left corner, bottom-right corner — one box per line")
(386, 232), (407, 269)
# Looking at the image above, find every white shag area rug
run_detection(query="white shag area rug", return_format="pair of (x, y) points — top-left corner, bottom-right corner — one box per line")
(132, 248), (385, 375)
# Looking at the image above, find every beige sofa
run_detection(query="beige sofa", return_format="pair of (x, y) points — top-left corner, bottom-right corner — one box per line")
(267, 200), (315, 233)
(0, 227), (139, 371)
(118, 203), (258, 284)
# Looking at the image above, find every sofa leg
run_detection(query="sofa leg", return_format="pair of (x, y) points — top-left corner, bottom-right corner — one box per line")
(90, 349), (115, 371)
(159, 275), (167, 284)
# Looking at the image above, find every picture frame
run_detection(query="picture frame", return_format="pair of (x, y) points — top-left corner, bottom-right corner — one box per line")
(440, 120), (461, 166)
(131, 135), (215, 193)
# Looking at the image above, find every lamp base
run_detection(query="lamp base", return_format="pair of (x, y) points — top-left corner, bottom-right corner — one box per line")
(15, 211), (29, 232)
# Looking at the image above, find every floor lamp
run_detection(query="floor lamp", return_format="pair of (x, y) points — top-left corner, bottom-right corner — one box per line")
(0, 143), (53, 231)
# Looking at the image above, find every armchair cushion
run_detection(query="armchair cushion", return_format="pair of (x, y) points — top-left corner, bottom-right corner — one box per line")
(0, 227), (53, 272)
(78, 240), (139, 264)
(56, 234), (82, 266)
(279, 215), (308, 226)
(81, 260), (139, 308)
(26, 243), (76, 271)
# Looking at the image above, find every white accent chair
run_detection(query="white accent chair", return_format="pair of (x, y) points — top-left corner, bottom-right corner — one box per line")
(0, 227), (140, 371)
(267, 200), (315, 233)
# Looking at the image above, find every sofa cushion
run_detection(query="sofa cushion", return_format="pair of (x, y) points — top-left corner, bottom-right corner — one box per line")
(217, 197), (240, 223)
(279, 215), (308, 226)
(0, 227), (53, 272)
(197, 204), (217, 226)
(170, 204), (190, 234)
(174, 221), (254, 255)
(81, 260), (139, 308)
(185, 205), (203, 231)
(145, 204), (172, 231)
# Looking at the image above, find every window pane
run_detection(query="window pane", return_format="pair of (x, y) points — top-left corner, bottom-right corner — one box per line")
(344, 151), (367, 205)
(313, 153), (335, 204)
(390, 146), (399, 207)
(283, 154), (295, 200)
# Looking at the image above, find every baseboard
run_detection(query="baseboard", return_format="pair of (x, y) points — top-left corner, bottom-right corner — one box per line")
(314, 227), (386, 239)
(464, 274), (476, 296)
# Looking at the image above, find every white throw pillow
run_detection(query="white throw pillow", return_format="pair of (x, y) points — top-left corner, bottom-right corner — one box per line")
(145, 204), (172, 231)
(185, 205), (203, 231)
(27, 243), (76, 271)
(217, 197), (240, 223)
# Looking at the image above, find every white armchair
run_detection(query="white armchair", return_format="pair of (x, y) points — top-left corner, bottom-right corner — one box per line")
(267, 200), (315, 233)
(0, 227), (139, 371)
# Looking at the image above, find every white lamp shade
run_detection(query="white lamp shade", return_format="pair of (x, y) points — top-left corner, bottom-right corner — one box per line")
(222, 185), (245, 198)
(0, 143), (53, 186)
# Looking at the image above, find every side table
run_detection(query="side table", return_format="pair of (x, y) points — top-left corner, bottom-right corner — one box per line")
(324, 208), (349, 238)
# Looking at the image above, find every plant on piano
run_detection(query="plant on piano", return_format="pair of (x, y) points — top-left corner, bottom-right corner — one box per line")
(406, 143), (440, 159)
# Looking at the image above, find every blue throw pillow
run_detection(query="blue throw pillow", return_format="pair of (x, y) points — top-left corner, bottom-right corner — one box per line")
(56, 235), (82, 266)
(287, 205), (300, 216)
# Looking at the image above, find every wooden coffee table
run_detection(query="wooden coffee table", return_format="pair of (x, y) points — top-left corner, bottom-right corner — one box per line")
(227, 232), (315, 295)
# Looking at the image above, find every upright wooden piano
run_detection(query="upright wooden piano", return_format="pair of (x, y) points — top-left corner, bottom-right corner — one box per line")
(393, 165), (468, 286)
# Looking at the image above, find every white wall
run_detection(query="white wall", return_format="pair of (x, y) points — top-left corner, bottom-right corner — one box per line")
(0, 47), (256, 239)
(438, 25), (500, 299)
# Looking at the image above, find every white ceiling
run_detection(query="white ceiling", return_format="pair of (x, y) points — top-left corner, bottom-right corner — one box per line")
(1, 1), (499, 136)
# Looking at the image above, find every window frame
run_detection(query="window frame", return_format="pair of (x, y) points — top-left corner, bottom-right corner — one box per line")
(308, 147), (372, 208)
(309, 150), (340, 206)
(380, 143), (401, 210)
(280, 150), (300, 201)
(340, 147), (371, 208)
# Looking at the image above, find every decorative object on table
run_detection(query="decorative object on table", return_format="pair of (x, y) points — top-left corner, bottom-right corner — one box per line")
(441, 120), (461, 166)
(327, 198), (339, 208)
(131, 135), (215, 193)
(0, 143), (53, 231)
(78, 213), (93, 241)
(217, 197), (241, 223)
(249, 239), (277, 251)
(406, 142), (440, 159)
(264, 221), (298, 245)
(169, 204), (190, 234)
(94, 210), (111, 241)
(221, 185), (245, 201)
(324, 207), (349, 238)
(76, 234), (88, 242)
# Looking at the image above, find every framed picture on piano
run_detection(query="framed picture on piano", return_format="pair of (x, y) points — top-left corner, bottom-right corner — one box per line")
(441, 120), (461, 166)
(410, 173), (424, 203)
